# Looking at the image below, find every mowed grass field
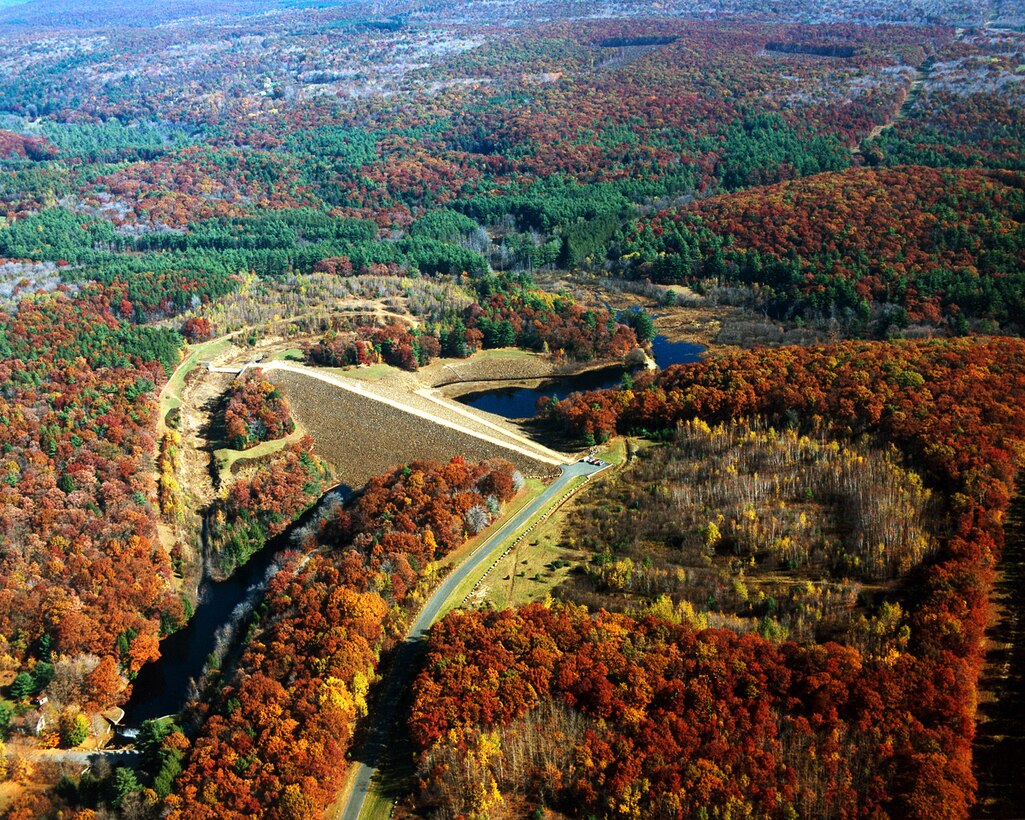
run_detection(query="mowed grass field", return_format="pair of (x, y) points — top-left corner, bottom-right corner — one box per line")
(469, 438), (630, 610)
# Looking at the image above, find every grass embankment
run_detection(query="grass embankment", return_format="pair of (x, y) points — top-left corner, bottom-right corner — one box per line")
(211, 427), (307, 487)
(465, 438), (629, 610)
(434, 477), (549, 620)
(475, 476), (589, 611)
(469, 348), (537, 361)
(330, 349), (537, 385)
(325, 363), (396, 382)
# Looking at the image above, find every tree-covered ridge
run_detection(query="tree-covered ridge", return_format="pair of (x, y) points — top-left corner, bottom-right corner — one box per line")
(207, 437), (328, 577)
(0, 19), (944, 244)
(338, 20), (930, 218)
(625, 165), (1025, 329)
(0, 17), (964, 351)
(168, 457), (521, 818)
(0, 0), (999, 31)
(222, 369), (295, 451)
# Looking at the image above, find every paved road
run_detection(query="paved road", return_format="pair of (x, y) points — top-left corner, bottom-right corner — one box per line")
(335, 459), (604, 820)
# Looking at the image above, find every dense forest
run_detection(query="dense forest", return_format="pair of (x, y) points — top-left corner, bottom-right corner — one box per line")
(0, 0), (1021, 816)
(170, 457), (520, 818)
(0, 290), (183, 710)
(414, 337), (1025, 816)
(625, 166), (1025, 331)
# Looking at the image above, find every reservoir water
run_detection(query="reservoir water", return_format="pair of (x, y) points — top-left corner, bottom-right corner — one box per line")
(458, 335), (704, 419)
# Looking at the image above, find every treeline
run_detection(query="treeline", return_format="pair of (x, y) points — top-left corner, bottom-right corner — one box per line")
(765, 40), (859, 57)
(306, 275), (639, 371)
(624, 165), (1025, 330)
(306, 321), (439, 371)
(133, 209), (378, 253)
(412, 603), (895, 817)
(39, 118), (199, 163)
(129, 208), (486, 280)
(596, 35), (678, 47)
(0, 129), (56, 161)
(1, 206), (490, 325)
(166, 458), (521, 818)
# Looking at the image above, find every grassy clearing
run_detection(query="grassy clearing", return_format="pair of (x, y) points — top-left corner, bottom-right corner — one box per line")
(160, 337), (233, 419)
(598, 436), (629, 466)
(267, 347), (305, 363)
(212, 427), (305, 487)
(481, 478), (591, 610)
(322, 363), (397, 382)
(444, 475), (590, 616)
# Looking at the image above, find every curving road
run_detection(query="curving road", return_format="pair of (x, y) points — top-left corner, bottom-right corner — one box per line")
(334, 459), (604, 820)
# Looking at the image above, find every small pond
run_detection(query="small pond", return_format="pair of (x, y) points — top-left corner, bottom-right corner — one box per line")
(458, 335), (705, 420)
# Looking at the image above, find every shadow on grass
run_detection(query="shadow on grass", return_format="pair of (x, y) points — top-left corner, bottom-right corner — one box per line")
(973, 495), (1025, 817)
